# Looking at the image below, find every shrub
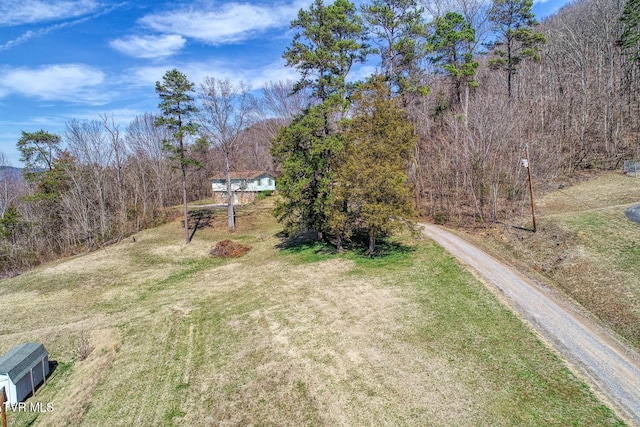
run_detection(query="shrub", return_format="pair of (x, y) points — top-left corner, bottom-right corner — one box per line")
(74, 330), (93, 361)
(433, 211), (447, 225)
(256, 190), (274, 201)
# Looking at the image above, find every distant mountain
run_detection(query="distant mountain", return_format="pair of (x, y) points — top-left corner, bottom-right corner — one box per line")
(0, 166), (23, 180)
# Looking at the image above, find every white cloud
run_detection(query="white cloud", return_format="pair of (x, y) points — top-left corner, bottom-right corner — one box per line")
(139, 1), (306, 45)
(0, 0), (99, 26)
(0, 64), (108, 104)
(0, 2), (126, 50)
(110, 34), (187, 58)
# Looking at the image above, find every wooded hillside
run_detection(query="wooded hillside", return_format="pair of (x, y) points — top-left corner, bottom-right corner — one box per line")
(1, 0), (637, 273)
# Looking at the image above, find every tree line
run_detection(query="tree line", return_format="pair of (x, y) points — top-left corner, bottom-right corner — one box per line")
(272, 0), (639, 251)
(0, 79), (304, 275)
(1, 0), (638, 273)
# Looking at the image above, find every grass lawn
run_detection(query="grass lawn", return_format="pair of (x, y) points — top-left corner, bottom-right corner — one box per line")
(466, 173), (640, 349)
(0, 199), (623, 426)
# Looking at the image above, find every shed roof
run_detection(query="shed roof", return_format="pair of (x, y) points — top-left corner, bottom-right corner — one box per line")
(0, 343), (48, 382)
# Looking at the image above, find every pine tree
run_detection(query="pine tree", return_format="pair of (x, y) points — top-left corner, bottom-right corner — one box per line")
(361, 0), (429, 97)
(488, 0), (546, 98)
(16, 130), (61, 190)
(619, 0), (640, 62)
(275, 0), (369, 240)
(16, 131), (73, 253)
(155, 69), (199, 244)
(430, 12), (479, 111)
(284, 0), (371, 104)
(271, 103), (343, 238)
(0, 203), (22, 243)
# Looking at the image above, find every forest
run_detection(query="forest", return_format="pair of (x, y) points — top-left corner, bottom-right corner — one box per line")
(0, 0), (638, 274)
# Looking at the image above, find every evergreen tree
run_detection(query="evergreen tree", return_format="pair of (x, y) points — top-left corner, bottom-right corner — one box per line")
(155, 69), (199, 244)
(0, 203), (22, 243)
(275, 0), (369, 240)
(271, 103), (343, 238)
(16, 131), (74, 255)
(361, 0), (429, 97)
(16, 130), (72, 202)
(284, 0), (371, 104)
(430, 12), (479, 110)
(488, 0), (546, 98)
(17, 130), (61, 190)
(335, 75), (417, 254)
(619, 0), (640, 61)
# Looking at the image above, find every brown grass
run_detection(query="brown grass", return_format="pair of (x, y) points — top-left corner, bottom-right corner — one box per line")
(460, 172), (640, 348)
(0, 198), (623, 426)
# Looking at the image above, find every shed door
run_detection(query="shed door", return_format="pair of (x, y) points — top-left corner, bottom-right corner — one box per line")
(0, 376), (10, 403)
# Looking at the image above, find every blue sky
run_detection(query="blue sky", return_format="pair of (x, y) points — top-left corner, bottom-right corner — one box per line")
(0, 0), (569, 166)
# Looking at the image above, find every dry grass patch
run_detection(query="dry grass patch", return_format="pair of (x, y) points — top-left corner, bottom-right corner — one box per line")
(0, 198), (624, 426)
(460, 172), (640, 348)
(540, 173), (640, 214)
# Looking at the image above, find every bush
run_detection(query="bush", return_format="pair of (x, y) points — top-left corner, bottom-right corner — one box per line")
(74, 330), (93, 361)
(433, 211), (447, 225)
(256, 190), (274, 201)
(210, 240), (251, 258)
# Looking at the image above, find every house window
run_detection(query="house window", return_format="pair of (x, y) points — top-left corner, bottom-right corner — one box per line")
(240, 179), (247, 189)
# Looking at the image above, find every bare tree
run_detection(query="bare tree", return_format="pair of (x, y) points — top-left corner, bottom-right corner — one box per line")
(65, 119), (113, 238)
(258, 80), (310, 141)
(101, 114), (129, 233)
(198, 77), (255, 231)
(126, 113), (176, 217)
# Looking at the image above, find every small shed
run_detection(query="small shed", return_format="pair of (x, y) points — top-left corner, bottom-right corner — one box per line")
(624, 160), (640, 177)
(0, 343), (49, 404)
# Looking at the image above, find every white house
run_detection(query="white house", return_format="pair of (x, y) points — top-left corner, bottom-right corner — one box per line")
(0, 342), (50, 404)
(210, 171), (277, 205)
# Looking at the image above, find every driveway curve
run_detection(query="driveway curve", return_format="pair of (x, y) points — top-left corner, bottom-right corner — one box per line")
(420, 223), (640, 426)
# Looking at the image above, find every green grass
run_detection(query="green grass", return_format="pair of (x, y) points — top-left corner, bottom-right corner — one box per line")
(0, 198), (625, 426)
(461, 172), (640, 349)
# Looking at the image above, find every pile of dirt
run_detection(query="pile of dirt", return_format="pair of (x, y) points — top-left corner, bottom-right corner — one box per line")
(210, 240), (251, 258)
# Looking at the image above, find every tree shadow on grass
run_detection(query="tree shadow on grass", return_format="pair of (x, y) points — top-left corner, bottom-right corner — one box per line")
(275, 230), (335, 259)
(188, 209), (215, 241)
(275, 229), (415, 264)
(345, 231), (416, 262)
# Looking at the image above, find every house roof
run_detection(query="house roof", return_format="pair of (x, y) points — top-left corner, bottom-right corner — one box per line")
(0, 343), (48, 382)
(210, 171), (276, 180)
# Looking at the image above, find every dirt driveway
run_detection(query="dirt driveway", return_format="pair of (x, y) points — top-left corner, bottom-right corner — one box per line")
(420, 223), (640, 426)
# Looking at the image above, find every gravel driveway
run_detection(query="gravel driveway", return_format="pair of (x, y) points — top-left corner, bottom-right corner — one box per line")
(420, 223), (640, 426)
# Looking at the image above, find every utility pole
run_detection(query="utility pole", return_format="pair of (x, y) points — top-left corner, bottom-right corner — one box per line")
(523, 144), (537, 232)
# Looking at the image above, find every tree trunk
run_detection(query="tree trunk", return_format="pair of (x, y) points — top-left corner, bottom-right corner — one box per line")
(368, 233), (376, 255)
(224, 151), (235, 231)
(182, 163), (190, 244)
(336, 233), (343, 252)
